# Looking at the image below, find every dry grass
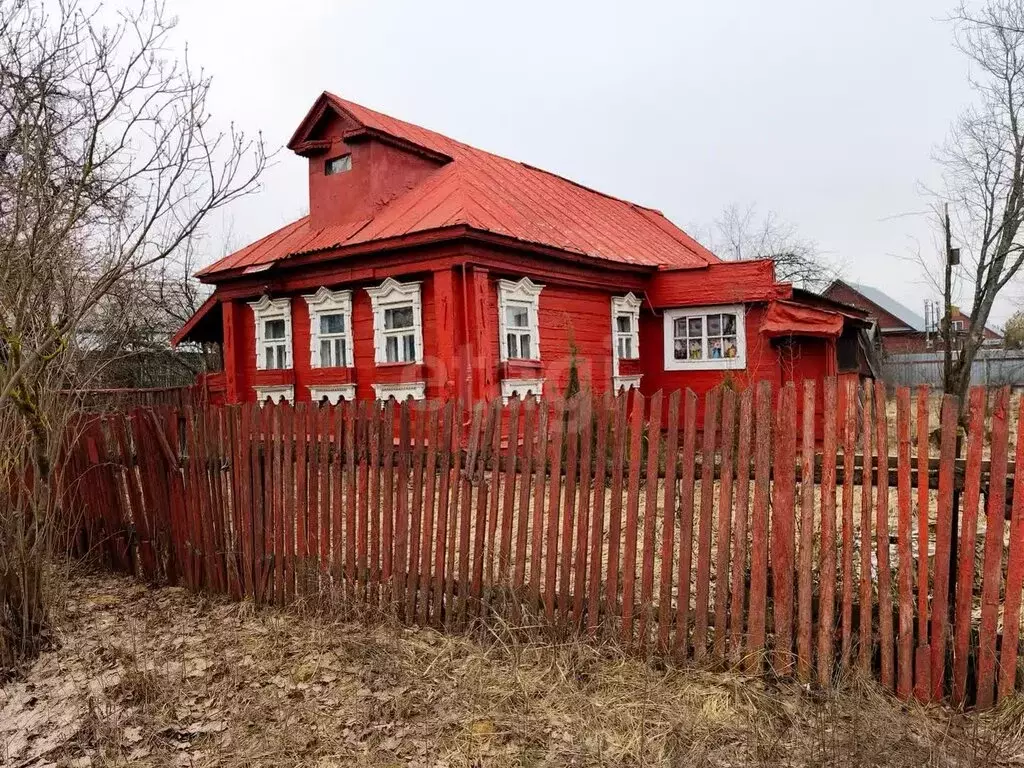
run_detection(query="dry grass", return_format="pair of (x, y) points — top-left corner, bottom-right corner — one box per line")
(1, 569), (1020, 767)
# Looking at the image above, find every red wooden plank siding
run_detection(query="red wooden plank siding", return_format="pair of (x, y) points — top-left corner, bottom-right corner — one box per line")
(659, 390), (681, 655)
(857, 381), (873, 674)
(931, 395), (959, 702)
(729, 387), (753, 668)
(573, 395), (595, 630)
(587, 393), (611, 636)
(605, 396), (627, 630)
(714, 389), (736, 662)
(693, 388), (719, 662)
(560, 397), (581, 628)
(977, 386), (1010, 709)
(674, 389), (699, 661)
(952, 387), (985, 706)
(895, 387), (914, 699)
(998, 396), (1024, 702)
(544, 399), (566, 628)
(639, 391), (663, 651)
(817, 378), (838, 687)
(771, 383), (796, 676)
(746, 381), (772, 673)
(797, 380), (815, 682)
(874, 380), (894, 691)
(914, 386), (931, 700)
(840, 379), (856, 671)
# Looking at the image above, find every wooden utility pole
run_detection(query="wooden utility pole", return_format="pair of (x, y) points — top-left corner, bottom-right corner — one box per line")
(942, 203), (955, 395)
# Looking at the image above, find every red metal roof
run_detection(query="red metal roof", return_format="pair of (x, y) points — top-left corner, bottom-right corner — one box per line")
(199, 93), (719, 279)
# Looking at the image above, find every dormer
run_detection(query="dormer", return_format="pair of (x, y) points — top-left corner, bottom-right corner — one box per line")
(288, 93), (451, 230)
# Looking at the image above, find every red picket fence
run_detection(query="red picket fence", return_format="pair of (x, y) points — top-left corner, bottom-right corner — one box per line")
(59, 379), (1024, 709)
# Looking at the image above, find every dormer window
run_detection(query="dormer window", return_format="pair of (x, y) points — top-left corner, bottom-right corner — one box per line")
(325, 154), (352, 175)
(303, 287), (354, 368)
(248, 295), (292, 371)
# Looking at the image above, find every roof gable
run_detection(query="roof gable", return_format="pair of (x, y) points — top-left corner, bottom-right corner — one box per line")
(199, 93), (719, 279)
(823, 280), (926, 333)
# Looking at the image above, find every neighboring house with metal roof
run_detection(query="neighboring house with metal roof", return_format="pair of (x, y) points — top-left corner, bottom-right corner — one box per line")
(174, 92), (872, 426)
(823, 279), (1001, 354)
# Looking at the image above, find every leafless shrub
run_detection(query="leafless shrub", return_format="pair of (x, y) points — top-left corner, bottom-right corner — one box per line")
(0, 0), (265, 671)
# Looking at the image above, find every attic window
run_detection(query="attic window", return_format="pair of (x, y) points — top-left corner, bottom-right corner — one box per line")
(325, 154), (352, 175)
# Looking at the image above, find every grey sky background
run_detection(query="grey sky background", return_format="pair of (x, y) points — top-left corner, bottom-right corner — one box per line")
(167, 0), (1003, 324)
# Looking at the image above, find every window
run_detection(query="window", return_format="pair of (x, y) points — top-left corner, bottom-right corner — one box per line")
(303, 287), (353, 368)
(366, 278), (424, 366)
(611, 293), (642, 390)
(325, 154), (352, 175)
(663, 304), (746, 371)
(497, 277), (543, 362)
(248, 295), (292, 371)
(951, 319), (965, 332)
(384, 305), (417, 363)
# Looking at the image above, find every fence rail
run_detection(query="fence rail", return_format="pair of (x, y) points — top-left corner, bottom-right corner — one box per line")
(59, 379), (1024, 710)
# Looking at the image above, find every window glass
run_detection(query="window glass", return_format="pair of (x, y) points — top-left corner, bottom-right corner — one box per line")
(506, 305), (529, 329)
(265, 319), (285, 340)
(672, 311), (739, 362)
(616, 314), (632, 334)
(385, 306), (414, 330)
(320, 313), (345, 335)
(325, 155), (352, 175)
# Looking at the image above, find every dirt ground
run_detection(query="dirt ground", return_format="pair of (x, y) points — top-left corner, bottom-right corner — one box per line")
(2, 570), (1023, 768)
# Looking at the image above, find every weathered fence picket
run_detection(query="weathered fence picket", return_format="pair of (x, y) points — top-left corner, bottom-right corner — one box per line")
(58, 381), (1024, 710)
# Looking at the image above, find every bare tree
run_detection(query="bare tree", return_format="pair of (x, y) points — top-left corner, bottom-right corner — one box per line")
(710, 203), (837, 290)
(934, 0), (1024, 421)
(0, 0), (265, 666)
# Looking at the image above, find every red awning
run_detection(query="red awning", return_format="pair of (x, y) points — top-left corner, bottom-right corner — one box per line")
(760, 300), (844, 338)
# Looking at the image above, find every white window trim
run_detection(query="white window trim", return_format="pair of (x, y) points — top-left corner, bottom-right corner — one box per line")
(310, 384), (357, 404)
(613, 374), (642, 392)
(663, 304), (747, 371)
(611, 293), (641, 374)
(500, 377), (544, 403)
(254, 385), (294, 405)
(248, 295), (292, 371)
(372, 381), (426, 401)
(303, 287), (354, 369)
(497, 277), (544, 362)
(366, 278), (424, 365)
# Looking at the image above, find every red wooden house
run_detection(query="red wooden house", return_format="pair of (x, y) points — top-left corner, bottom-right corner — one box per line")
(174, 92), (871, 424)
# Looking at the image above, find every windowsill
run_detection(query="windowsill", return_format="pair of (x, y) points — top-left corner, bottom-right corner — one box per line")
(664, 358), (745, 372)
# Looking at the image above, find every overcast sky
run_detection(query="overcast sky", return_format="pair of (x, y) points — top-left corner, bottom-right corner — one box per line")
(167, 0), (1007, 324)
